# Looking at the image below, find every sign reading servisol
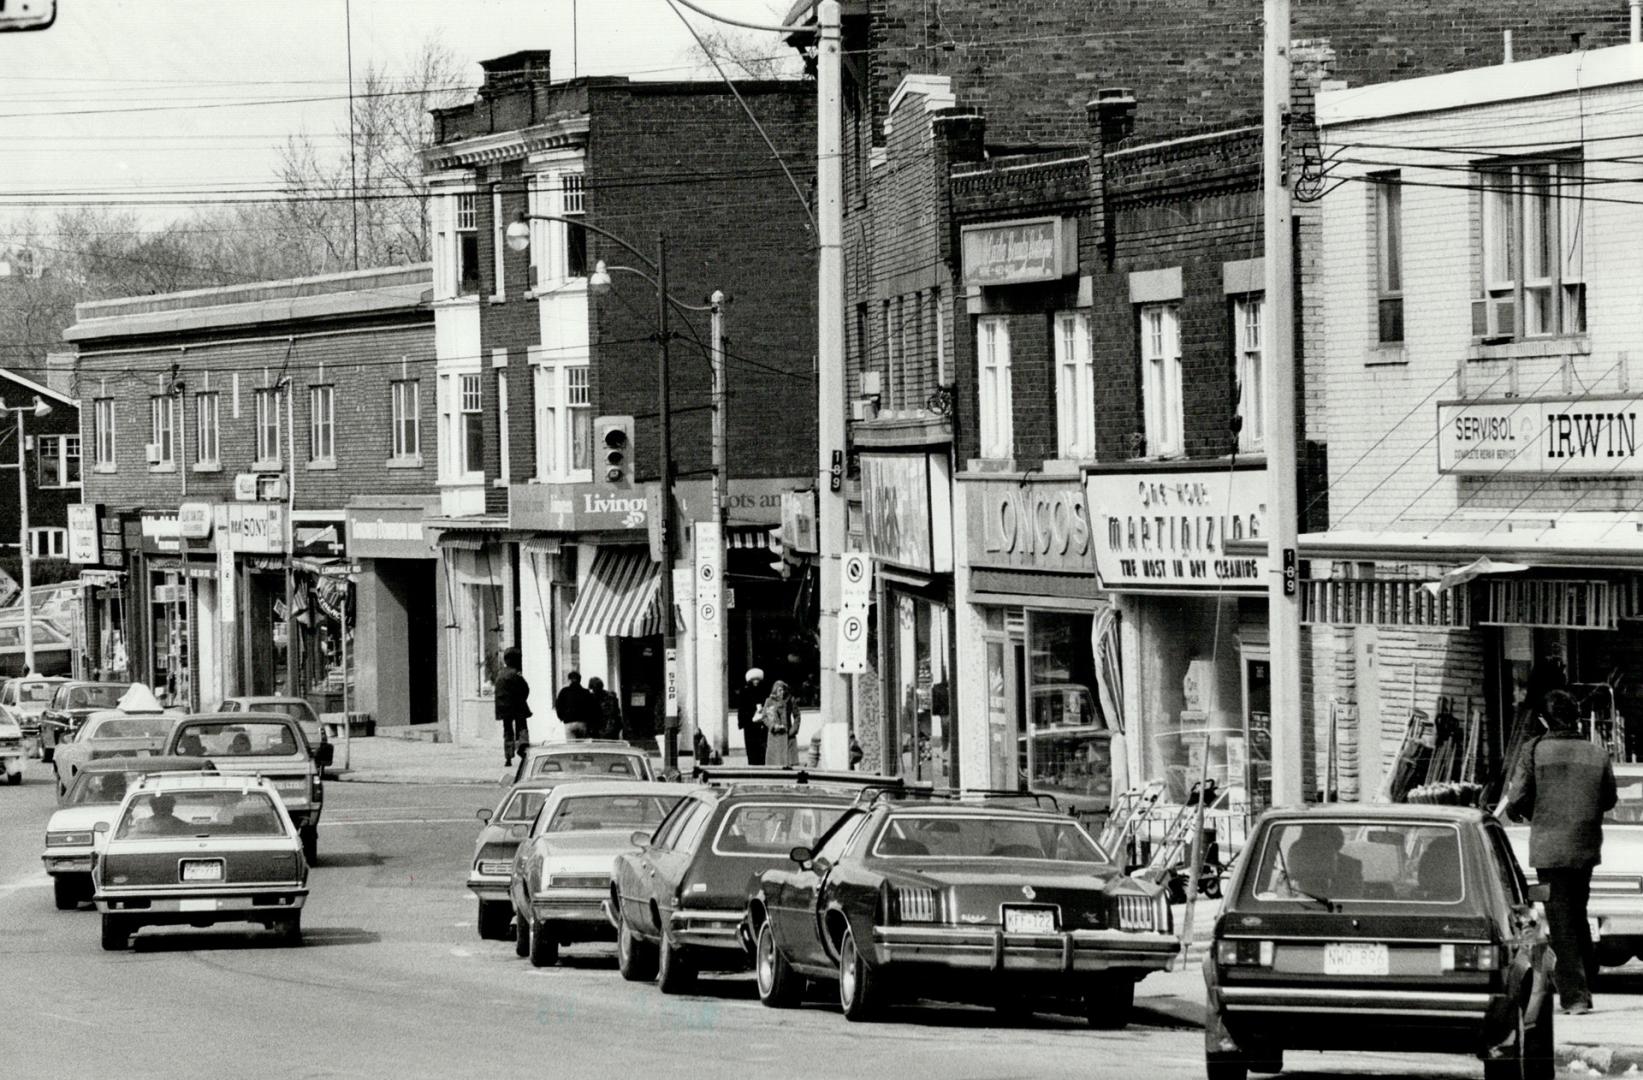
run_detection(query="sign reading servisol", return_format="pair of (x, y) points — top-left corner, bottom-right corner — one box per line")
(965, 477), (1091, 573)
(1085, 466), (1268, 592)
(960, 216), (1078, 286)
(1437, 396), (1643, 475)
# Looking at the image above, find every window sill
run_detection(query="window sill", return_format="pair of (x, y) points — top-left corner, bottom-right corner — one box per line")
(488, 294), (506, 305)
(147, 463), (177, 474)
(1468, 335), (1590, 362)
(385, 456), (424, 470)
(437, 476), (486, 489)
(94, 463), (117, 474)
(192, 462), (222, 473)
(306, 459), (337, 472)
(1367, 344), (1407, 367)
(535, 471), (593, 485)
(251, 460), (283, 473)
(432, 295), (481, 309)
(965, 457), (1019, 473)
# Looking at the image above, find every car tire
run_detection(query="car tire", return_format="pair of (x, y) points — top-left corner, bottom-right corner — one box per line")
(100, 914), (131, 951)
(274, 913), (302, 945)
(477, 900), (512, 941)
(1484, 1000), (1531, 1080)
(1205, 1055), (1249, 1080)
(52, 875), (83, 911)
(528, 919), (559, 968)
(300, 825), (319, 867)
(5, 769), (20, 786)
(657, 927), (696, 994)
(756, 919), (802, 1008)
(1247, 1049), (1283, 1074)
(1084, 975), (1136, 1030)
(838, 925), (885, 1022)
(514, 914), (531, 958)
(617, 916), (659, 982)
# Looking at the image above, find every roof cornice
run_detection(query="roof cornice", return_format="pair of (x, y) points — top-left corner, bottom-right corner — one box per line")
(422, 116), (590, 171)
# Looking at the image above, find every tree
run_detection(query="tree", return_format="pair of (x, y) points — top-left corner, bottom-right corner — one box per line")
(676, 26), (801, 81)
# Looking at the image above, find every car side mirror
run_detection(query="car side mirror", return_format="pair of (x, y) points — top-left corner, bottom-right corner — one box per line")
(93, 821), (109, 835)
(789, 845), (814, 866)
(508, 823), (529, 840)
(476, 808), (493, 824)
(630, 830), (651, 848)
(316, 742), (335, 768)
(1526, 883), (1551, 904)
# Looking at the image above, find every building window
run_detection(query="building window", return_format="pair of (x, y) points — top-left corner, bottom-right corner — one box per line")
(562, 174), (587, 279)
(1476, 158), (1585, 341)
(28, 527), (67, 560)
(459, 372), (484, 475)
(1233, 294), (1265, 453)
(1140, 303), (1182, 457)
(149, 396), (175, 467)
(1373, 175), (1403, 344)
(308, 385), (334, 463)
(536, 361), (592, 481)
(976, 316), (1013, 460)
(93, 398), (115, 467)
(455, 192), (481, 297)
(884, 300), (899, 412)
(497, 372), (511, 482)
(36, 435), (80, 488)
(255, 387), (282, 465)
(195, 392), (219, 466)
(1054, 311), (1095, 460)
(465, 579), (505, 697)
(390, 379), (420, 461)
(490, 188), (506, 300)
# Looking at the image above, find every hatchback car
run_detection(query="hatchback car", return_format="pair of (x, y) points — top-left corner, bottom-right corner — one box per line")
(36, 681), (131, 763)
(1205, 805), (1554, 1080)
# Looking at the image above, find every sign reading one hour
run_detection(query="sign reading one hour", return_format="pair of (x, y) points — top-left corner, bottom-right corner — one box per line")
(1085, 466), (1269, 592)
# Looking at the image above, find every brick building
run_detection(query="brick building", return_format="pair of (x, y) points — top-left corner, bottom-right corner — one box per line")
(63, 266), (441, 730)
(420, 52), (817, 753)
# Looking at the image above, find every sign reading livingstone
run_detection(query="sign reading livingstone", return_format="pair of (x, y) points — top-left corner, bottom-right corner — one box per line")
(1085, 467), (1268, 591)
(1438, 396), (1643, 475)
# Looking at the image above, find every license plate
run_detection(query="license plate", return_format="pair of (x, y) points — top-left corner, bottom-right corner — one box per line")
(1323, 941), (1389, 976)
(178, 898), (218, 912)
(180, 860), (223, 883)
(1004, 907), (1057, 934)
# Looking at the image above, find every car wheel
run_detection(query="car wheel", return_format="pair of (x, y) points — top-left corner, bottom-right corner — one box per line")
(1247, 1049), (1283, 1074)
(477, 900), (512, 941)
(300, 825), (319, 867)
(1205, 1055), (1249, 1080)
(39, 734), (53, 764)
(52, 875), (83, 911)
(617, 916), (658, 982)
(1525, 990), (1555, 1080)
(528, 919), (559, 968)
(514, 914), (530, 958)
(274, 912), (302, 945)
(100, 914), (131, 951)
(756, 919), (802, 1008)
(5, 769), (20, 786)
(1483, 1000), (1529, 1080)
(1084, 975), (1136, 1030)
(657, 927), (696, 994)
(838, 925), (885, 1022)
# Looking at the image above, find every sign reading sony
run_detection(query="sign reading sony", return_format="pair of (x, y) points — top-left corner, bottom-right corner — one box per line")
(960, 217), (1076, 286)
(1437, 396), (1643, 475)
(1085, 466), (1268, 591)
(510, 482), (653, 533)
(966, 478), (1092, 573)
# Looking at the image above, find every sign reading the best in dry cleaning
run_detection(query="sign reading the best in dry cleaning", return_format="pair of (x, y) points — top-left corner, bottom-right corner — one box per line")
(1438, 396), (1643, 475)
(1085, 466), (1268, 592)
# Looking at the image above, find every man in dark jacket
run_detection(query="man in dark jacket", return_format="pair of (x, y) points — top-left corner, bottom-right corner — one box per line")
(494, 647), (531, 767)
(554, 671), (593, 740)
(1507, 688), (1617, 1013)
(738, 668), (767, 766)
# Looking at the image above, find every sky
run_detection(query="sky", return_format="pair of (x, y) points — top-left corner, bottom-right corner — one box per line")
(0, 0), (798, 234)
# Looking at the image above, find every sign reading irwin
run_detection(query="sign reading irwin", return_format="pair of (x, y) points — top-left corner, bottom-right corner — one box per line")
(1085, 466), (1268, 592)
(1438, 396), (1643, 475)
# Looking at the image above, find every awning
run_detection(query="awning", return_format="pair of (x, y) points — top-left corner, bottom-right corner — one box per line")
(727, 526), (773, 550)
(565, 547), (663, 638)
(1227, 526), (1643, 570)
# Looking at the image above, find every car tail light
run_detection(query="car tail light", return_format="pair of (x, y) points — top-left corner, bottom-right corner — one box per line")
(1216, 939), (1275, 967)
(894, 886), (937, 923)
(47, 831), (95, 847)
(1439, 943), (1500, 972)
(1116, 894), (1164, 931)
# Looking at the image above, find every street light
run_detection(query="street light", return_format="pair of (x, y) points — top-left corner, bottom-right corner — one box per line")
(1, 395), (53, 676)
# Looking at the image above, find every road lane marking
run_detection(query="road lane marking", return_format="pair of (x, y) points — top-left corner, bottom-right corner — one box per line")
(38, 1011), (96, 1028)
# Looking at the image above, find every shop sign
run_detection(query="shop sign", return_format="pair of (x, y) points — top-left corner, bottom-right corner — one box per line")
(673, 477), (807, 525)
(1437, 395), (1643, 475)
(140, 512), (181, 554)
(860, 452), (952, 574)
(509, 482), (652, 533)
(960, 216), (1077, 286)
(781, 490), (818, 554)
(177, 502), (213, 539)
(67, 504), (99, 564)
(216, 503), (287, 554)
(345, 505), (435, 560)
(966, 478), (1092, 574)
(100, 515), (126, 569)
(1085, 467), (1268, 592)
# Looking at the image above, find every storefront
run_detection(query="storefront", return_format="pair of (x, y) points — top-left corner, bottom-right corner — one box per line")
(69, 504), (132, 682)
(1086, 463), (1272, 807)
(860, 451), (956, 786)
(345, 497), (441, 730)
(138, 507), (219, 710)
(956, 475), (1117, 811)
(218, 502), (289, 699)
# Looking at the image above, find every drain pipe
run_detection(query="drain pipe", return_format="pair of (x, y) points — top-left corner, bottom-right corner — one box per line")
(1503, 29), (1514, 63)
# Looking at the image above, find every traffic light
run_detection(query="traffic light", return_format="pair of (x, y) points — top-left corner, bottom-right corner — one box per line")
(595, 415), (635, 485)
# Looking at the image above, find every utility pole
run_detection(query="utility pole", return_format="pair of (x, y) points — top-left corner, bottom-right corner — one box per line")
(1264, 0), (1304, 807)
(15, 409), (32, 674)
(656, 233), (680, 772)
(815, 0), (848, 750)
(704, 291), (728, 756)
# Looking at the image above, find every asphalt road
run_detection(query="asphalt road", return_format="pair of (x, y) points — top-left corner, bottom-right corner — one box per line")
(0, 760), (1514, 1080)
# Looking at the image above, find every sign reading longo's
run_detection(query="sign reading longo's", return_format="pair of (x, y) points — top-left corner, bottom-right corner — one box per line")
(1438, 396), (1643, 475)
(960, 217), (1078, 286)
(1085, 466), (1268, 592)
(966, 477), (1091, 573)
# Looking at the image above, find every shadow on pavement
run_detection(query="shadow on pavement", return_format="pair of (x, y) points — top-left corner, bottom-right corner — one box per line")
(130, 926), (381, 952)
(311, 852), (386, 869)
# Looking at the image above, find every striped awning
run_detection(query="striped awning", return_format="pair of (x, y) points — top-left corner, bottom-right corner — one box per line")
(727, 526), (773, 550)
(565, 547), (663, 638)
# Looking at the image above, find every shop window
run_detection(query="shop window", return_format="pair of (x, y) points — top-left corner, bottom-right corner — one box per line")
(1139, 303), (1182, 457)
(1475, 156), (1585, 341)
(1024, 610), (1111, 811)
(1139, 596), (1243, 802)
(466, 581), (505, 697)
(977, 316), (1012, 460)
(1373, 174), (1403, 344)
(93, 398), (116, 468)
(149, 396), (176, 467)
(390, 379), (420, 461)
(1233, 294), (1264, 453)
(195, 392), (220, 466)
(888, 591), (954, 788)
(1054, 311), (1094, 460)
(36, 434), (80, 488)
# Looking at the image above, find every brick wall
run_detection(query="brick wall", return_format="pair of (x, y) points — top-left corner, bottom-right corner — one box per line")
(0, 374), (79, 552)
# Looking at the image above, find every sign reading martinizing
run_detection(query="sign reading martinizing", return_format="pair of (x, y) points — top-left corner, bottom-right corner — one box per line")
(960, 216), (1077, 286)
(1085, 465), (1268, 592)
(1437, 396), (1643, 475)
(510, 482), (653, 533)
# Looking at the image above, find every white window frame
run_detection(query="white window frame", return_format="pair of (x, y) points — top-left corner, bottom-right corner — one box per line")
(561, 174), (587, 280)
(1053, 311), (1095, 460)
(93, 398), (115, 469)
(454, 192), (480, 297)
(525, 167), (588, 288)
(1233, 294), (1265, 453)
(149, 396), (176, 468)
(976, 315), (1013, 461)
(195, 391), (220, 467)
(534, 358), (593, 483)
(1477, 157), (1585, 341)
(308, 384), (335, 465)
(491, 187), (506, 302)
(1140, 303), (1183, 458)
(36, 434), (81, 488)
(884, 300), (899, 413)
(457, 372), (484, 478)
(28, 527), (67, 560)
(390, 379), (420, 462)
(1373, 174), (1403, 345)
(255, 387), (283, 467)
(497, 371), (511, 485)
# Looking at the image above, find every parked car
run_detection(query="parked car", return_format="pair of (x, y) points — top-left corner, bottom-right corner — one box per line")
(469, 780), (562, 940)
(1506, 760), (1643, 968)
(42, 756), (216, 909)
(0, 706), (23, 784)
(36, 681), (131, 763)
(1205, 805), (1554, 1080)
(611, 768), (896, 992)
(507, 780), (693, 966)
(92, 772), (309, 950)
(750, 796), (1174, 1024)
(218, 695), (333, 770)
(504, 740), (655, 787)
(3, 675), (66, 754)
(162, 713), (323, 864)
(51, 709), (182, 796)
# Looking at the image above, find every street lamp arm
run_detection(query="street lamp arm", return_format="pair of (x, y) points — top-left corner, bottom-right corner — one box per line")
(665, 0), (817, 34)
(602, 263), (716, 313)
(508, 211), (658, 272)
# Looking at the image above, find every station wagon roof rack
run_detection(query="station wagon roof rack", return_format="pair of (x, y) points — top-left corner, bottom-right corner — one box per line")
(691, 765), (905, 790)
(850, 786), (1061, 811)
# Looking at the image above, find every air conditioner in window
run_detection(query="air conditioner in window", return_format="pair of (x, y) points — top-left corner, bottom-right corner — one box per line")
(1471, 295), (1516, 343)
(850, 397), (879, 422)
(144, 443), (162, 465)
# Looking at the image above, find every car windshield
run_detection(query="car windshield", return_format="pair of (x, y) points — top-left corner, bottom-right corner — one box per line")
(68, 770), (136, 805)
(247, 702), (320, 728)
(91, 716), (175, 739)
(1248, 821), (1465, 905)
(1608, 774), (1643, 824)
(871, 814), (1104, 862)
(544, 794), (684, 833)
(500, 789), (551, 824)
(531, 752), (644, 779)
(19, 682), (57, 704)
(173, 721), (302, 758)
(714, 803), (847, 855)
(115, 790), (286, 839)
(67, 685), (127, 710)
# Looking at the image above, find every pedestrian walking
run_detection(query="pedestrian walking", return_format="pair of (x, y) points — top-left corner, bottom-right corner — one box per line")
(761, 679), (799, 768)
(1506, 688), (1617, 1014)
(738, 668), (768, 765)
(494, 647), (531, 766)
(555, 671), (593, 741)
(587, 676), (623, 741)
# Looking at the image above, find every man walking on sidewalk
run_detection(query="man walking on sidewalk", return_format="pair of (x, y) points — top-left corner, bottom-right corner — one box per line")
(1507, 688), (1617, 1014)
(495, 647), (532, 767)
(555, 671), (593, 740)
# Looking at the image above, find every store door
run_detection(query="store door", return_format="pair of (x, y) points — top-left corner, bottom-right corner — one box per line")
(983, 633), (1026, 789)
(406, 563), (438, 725)
(618, 635), (662, 746)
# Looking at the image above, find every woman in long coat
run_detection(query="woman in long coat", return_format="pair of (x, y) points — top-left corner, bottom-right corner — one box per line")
(762, 680), (800, 768)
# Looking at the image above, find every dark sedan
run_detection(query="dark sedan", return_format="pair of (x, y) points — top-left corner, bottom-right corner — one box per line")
(750, 799), (1175, 1024)
(1204, 805), (1554, 1080)
(36, 681), (130, 763)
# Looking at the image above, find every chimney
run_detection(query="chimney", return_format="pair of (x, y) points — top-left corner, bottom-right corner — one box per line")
(479, 50), (552, 95)
(44, 351), (74, 400)
(1089, 87), (1138, 149)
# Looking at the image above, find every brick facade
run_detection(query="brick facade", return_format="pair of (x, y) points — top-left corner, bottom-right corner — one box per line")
(0, 369), (80, 570)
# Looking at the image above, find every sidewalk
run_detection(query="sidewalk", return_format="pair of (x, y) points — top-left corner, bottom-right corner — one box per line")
(337, 734), (511, 786)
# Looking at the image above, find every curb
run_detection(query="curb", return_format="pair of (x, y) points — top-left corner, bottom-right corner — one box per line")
(1559, 1044), (1643, 1075)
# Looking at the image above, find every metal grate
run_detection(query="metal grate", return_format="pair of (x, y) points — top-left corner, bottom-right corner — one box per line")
(1301, 579), (1470, 628)
(1115, 894), (1156, 931)
(1482, 578), (1615, 629)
